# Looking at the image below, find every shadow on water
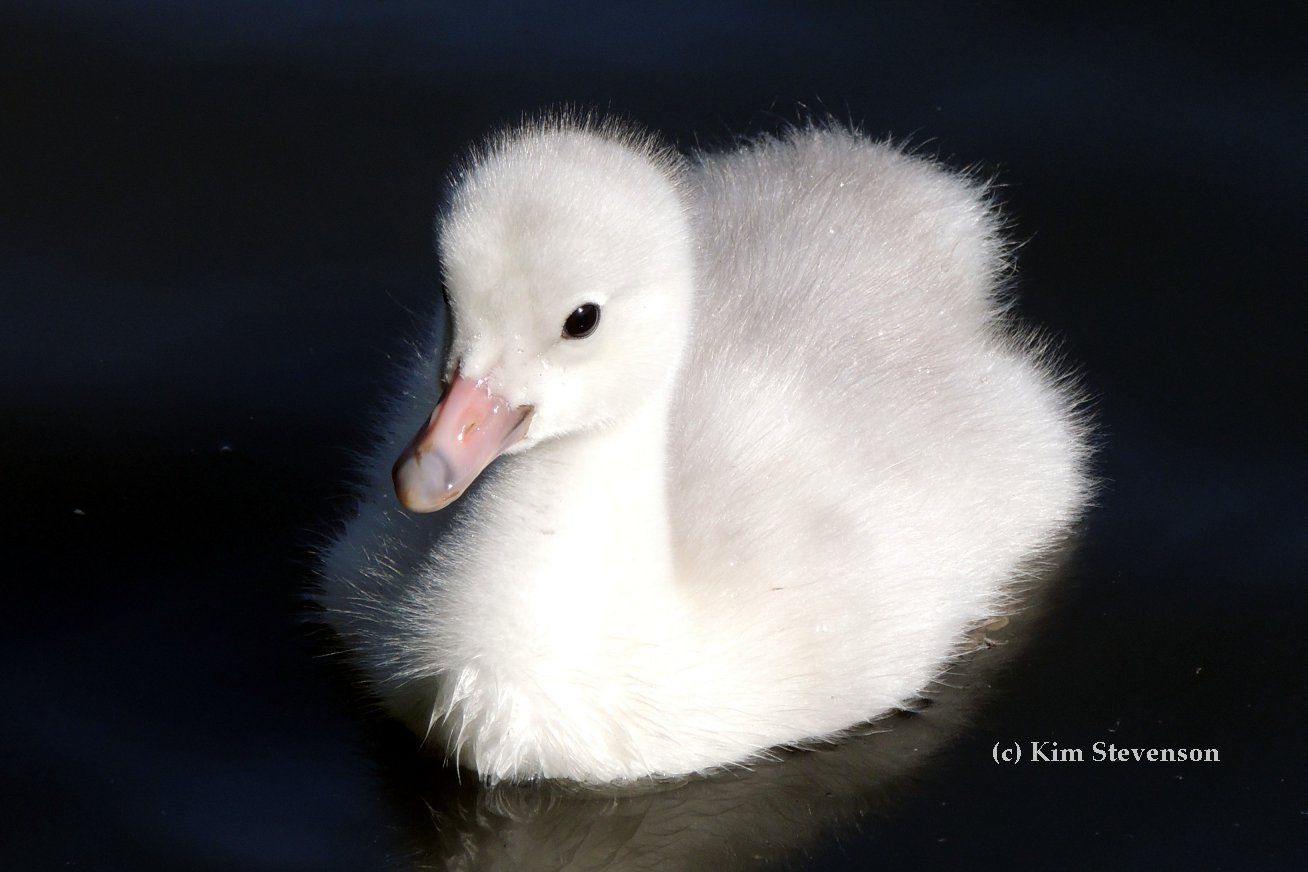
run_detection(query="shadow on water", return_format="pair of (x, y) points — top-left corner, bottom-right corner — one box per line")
(323, 554), (1077, 871)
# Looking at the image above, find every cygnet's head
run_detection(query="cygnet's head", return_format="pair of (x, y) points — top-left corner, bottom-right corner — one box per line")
(393, 122), (694, 512)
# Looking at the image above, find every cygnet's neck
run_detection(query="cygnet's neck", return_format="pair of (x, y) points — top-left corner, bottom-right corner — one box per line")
(525, 393), (677, 597)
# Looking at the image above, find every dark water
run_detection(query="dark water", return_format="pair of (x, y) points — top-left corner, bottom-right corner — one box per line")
(2, 3), (1305, 868)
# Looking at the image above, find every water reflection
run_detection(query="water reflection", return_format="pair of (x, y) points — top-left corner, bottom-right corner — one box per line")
(359, 571), (1065, 871)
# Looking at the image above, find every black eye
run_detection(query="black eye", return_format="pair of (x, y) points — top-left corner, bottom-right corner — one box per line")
(562, 303), (601, 339)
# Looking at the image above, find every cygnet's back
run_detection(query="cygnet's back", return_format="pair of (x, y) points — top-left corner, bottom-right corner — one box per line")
(669, 128), (1087, 709)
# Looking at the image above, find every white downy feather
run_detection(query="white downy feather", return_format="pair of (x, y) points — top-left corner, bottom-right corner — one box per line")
(318, 115), (1090, 782)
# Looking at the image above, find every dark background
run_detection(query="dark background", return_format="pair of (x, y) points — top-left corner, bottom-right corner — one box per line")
(2, 2), (1305, 869)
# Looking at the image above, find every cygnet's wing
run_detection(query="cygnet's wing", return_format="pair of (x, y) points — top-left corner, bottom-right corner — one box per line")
(668, 127), (1087, 603)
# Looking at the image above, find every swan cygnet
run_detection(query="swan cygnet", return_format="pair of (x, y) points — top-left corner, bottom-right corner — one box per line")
(319, 116), (1090, 783)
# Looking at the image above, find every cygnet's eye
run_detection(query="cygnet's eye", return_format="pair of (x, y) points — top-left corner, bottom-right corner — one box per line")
(562, 303), (601, 339)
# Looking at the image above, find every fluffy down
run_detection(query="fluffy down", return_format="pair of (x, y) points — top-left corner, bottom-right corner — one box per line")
(318, 115), (1090, 782)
